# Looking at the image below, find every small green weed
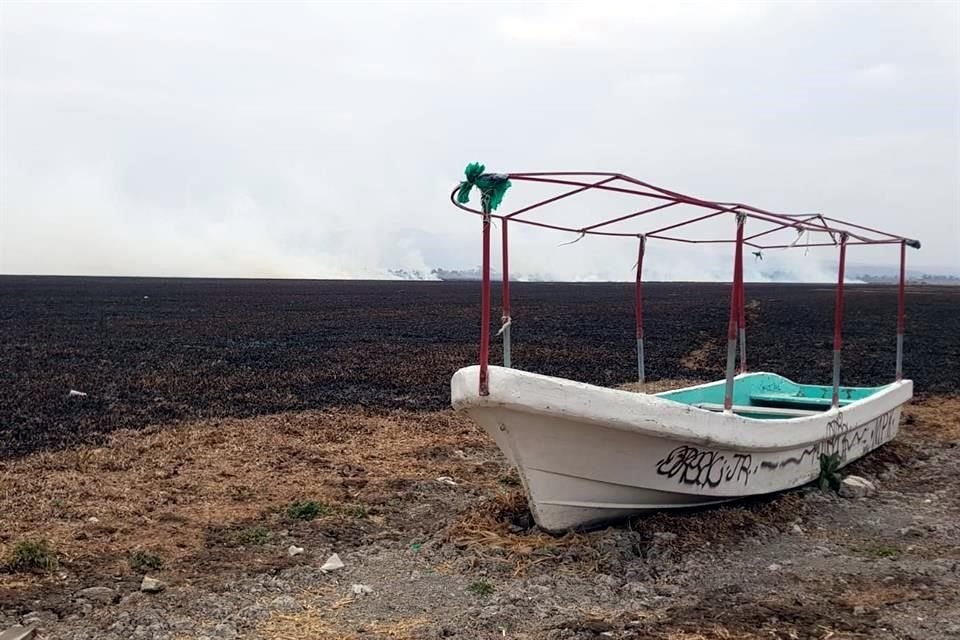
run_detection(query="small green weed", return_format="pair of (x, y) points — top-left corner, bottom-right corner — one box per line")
(286, 500), (328, 521)
(499, 474), (521, 487)
(859, 544), (902, 559)
(235, 526), (270, 546)
(467, 580), (495, 597)
(818, 452), (843, 492)
(129, 551), (163, 572)
(8, 539), (58, 573)
(341, 504), (369, 518)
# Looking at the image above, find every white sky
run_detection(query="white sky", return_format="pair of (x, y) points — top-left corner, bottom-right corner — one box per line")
(1, 1), (958, 280)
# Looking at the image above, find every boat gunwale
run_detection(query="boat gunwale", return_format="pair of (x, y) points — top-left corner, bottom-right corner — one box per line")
(451, 365), (912, 452)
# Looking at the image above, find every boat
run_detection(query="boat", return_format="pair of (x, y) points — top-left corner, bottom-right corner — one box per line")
(447, 164), (921, 532)
(453, 366), (911, 532)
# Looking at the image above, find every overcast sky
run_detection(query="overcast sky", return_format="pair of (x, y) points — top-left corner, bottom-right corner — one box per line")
(1, 1), (957, 281)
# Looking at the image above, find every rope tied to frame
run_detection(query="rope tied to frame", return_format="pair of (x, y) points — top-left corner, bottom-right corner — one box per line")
(558, 230), (587, 246)
(497, 316), (512, 336)
(456, 162), (512, 213)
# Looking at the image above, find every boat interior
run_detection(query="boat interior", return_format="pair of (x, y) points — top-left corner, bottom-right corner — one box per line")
(655, 372), (891, 420)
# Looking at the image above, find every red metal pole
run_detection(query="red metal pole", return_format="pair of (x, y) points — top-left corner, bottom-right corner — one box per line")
(635, 236), (646, 391)
(723, 214), (745, 411)
(501, 219), (512, 368)
(831, 234), (849, 407)
(737, 249), (747, 375)
(896, 239), (906, 381)
(479, 209), (492, 395)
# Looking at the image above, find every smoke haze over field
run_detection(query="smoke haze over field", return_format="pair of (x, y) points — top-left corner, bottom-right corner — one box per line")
(1, 1), (958, 281)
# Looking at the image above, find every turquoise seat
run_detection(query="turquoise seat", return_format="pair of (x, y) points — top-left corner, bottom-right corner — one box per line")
(749, 392), (853, 409)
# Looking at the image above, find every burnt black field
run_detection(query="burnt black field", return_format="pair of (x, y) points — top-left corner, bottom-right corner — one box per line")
(2, 276), (957, 459)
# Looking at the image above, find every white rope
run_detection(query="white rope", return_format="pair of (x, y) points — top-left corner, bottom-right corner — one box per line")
(558, 230), (587, 246)
(496, 316), (512, 336)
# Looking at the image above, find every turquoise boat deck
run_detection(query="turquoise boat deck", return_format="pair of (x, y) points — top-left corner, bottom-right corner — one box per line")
(656, 373), (890, 420)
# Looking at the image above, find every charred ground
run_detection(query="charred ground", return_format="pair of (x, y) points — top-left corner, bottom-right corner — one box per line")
(2, 276), (957, 458)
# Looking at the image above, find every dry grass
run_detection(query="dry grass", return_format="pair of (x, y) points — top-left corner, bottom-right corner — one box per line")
(0, 407), (496, 588)
(664, 629), (760, 640)
(446, 490), (586, 575)
(903, 394), (960, 444)
(619, 378), (702, 394)
(256, 604), (428, 640)
(680, 342), (718, 372)
(678, 300), (759, 374)
(838, 585), (918, 609)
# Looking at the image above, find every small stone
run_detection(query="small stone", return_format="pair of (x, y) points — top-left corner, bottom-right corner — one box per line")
(767, 563), (783, 571)
(653, 531), (678, 542)
(653, 583), (680, 596)
(792, 524), (804, 534)
(87, 517), (99, 523)
(269, 596), (301, 612)
(320, 553), (344, 572)
(853, 605), (867, 615)
(76, 586), (116, 604)
(839, 476), (876, 498)
(287, 545), (304, 557)
(139, 576), (165, 593)
(898, 526), (923, 537)
(351, 584), (373, 596)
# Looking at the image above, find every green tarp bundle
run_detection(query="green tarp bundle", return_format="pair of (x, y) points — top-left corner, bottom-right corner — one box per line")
(456, 162), (511, 213)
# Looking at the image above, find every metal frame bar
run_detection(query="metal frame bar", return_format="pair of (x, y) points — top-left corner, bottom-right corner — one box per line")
(635, 236), (646, 392)
(831, 234), (849, 408)
(479, 210), (492, 395)
(501, 219), (512, 369)
(896, 240), (906, 381)
(452, 170), (921, 397)
(723, 215), (746, 412)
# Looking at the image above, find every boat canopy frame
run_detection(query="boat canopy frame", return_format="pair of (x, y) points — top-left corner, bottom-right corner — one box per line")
(450, 169), (921, 411)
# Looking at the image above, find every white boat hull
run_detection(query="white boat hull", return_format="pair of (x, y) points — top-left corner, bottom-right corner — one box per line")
(451, 366), (912, 532)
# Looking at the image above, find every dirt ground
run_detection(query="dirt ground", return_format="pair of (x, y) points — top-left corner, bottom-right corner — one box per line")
(1, 393), (957, 640)
(1, 279), (958, 639)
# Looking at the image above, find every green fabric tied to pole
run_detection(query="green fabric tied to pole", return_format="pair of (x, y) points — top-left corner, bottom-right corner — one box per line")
(456, 162), (511, 213)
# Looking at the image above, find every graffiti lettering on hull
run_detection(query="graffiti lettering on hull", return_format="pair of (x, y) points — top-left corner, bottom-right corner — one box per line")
(655, 409), (898, 487)
(655, 446), (754, 488)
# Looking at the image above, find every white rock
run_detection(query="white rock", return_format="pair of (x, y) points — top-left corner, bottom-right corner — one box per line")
(791, 524), (804, 534)
(435, 476), (458, 486)
(139, 576), (165, 593)
(68, 390), (88, 398)
(320, 553), (344, 572)
(287, 545), (304, 557)
(351, 584), (373, 596)
(839, 475), (877, 498)
(767, 563), (783, 571)
(87, 517), (99, 523)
